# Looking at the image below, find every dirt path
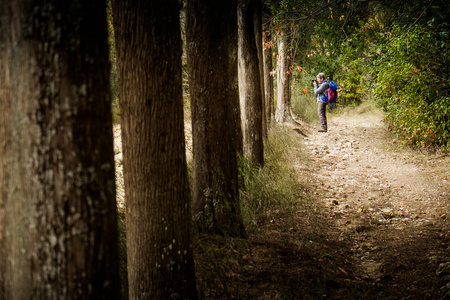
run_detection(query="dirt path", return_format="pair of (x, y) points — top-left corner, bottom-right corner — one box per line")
(112, 109), (449, 299)
(300, 110), (450, 299)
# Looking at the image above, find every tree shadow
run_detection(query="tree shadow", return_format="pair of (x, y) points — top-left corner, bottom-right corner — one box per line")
(293, 128), (307, 137)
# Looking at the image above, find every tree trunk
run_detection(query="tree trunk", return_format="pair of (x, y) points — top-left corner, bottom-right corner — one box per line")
(186, 0), (246, 237)
(238, 0), (264, 167)
(0, 1), (119, 299)
(263, 33), (275, 126)
(275, 31), (293, 123)
(112, 0), (198, 298)
(253, 0), (267, 138)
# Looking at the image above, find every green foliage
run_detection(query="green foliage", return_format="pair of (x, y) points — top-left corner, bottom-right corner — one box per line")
(284, 0), (449, 149)
(239, 125), (307, 231)
(291, 1), (369, 107)
(334, 17), (385, 106)
(303, 32), (341, 79)
(373, 22), (450, 150)
(335, 58), (366, 106)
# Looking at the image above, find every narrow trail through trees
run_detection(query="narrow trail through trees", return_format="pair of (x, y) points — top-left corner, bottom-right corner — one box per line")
(300, 109), (450, 299)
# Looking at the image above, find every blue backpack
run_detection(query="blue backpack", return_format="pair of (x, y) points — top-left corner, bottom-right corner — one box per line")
(327, 81), (338, 108)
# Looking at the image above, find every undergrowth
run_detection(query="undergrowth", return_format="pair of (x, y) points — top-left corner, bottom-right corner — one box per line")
(373, 22), (450, 151)
(194, 126), (356, 299)
(239, 124), (309, 233)
(291, 78), (319, 124)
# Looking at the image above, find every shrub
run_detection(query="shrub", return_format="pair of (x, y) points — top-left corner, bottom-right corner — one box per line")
(373, 22), (450, 150)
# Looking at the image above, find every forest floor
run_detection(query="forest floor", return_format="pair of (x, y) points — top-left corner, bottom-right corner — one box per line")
(192, 107), (450, 299)
(113, 106), (450, 299)
(289, 108), (450, 299)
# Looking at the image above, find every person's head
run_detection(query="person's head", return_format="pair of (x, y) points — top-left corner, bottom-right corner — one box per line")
(316, 73), (326, 84)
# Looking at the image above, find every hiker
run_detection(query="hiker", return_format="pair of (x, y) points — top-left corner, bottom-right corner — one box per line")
(313, 73), (329, 132)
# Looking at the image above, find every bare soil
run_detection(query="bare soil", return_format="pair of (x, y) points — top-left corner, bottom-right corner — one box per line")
(296, 110), (450, 299)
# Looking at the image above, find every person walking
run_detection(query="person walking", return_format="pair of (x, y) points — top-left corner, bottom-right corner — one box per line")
(313, 73), (329, 132)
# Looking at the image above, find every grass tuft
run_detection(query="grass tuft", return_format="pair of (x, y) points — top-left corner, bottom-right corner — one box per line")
(291, 80), (319, 124)
(239, 125), (308, 233)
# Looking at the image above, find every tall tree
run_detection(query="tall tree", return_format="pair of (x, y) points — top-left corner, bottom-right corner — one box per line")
(238, 0), (265, 167)
(263, 32), (275, 125)
(112, 0), (198, 298)
(0, 1), (119, 299)
(186, 1), (246, 237)
(275, 30), (293, 123)
(253, 0), (267, 138)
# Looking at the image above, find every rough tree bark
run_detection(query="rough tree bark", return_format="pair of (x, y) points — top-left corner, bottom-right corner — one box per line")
(186, 0), (246, 237)
(112, 0), (198, 298)
(0, 1), (119, 299)
(253, 0), (267, 138)
(263, 33), (275, 126)
(238, 0), (264, 167)
(275, 30), (293, 123)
